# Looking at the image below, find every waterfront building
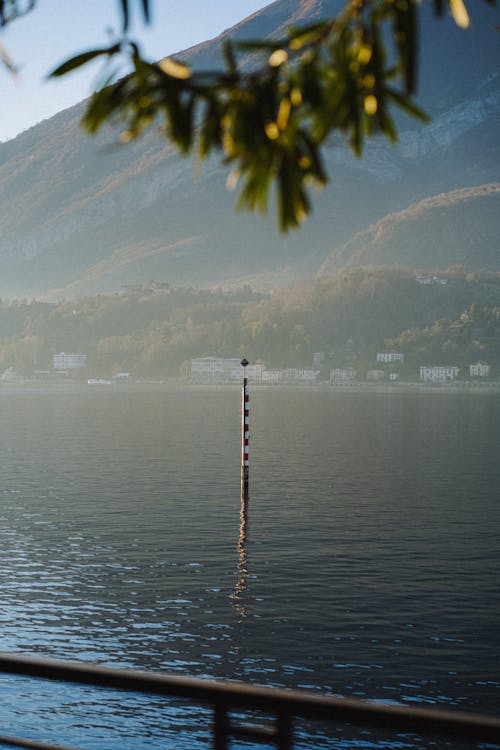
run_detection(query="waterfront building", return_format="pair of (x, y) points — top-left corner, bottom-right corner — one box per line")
(260, 368), (319, 383)
(261, 369), (282, 383)
(415, 275), (448, 286)
(376, 352), (404, 363)
(419, 366), (460, 382)
(1, 366), (19, 381)
(52, 352), (87, 370)
(330, 368), (357, 383)
(281, 368), (319, 382)
(469, 361), (491, 378)
(190, 357), (264, 382)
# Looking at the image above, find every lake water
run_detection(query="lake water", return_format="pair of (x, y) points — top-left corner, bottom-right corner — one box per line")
(0, 384), (499, 748)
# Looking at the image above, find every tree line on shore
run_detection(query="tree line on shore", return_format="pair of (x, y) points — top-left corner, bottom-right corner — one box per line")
(1, 266), (499, 379)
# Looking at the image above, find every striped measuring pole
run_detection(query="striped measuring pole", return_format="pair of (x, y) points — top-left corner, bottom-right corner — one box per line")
(241, 358), (249, 502)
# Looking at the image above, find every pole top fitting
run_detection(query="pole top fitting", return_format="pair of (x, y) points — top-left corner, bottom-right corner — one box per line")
(241, 358), (249, 368)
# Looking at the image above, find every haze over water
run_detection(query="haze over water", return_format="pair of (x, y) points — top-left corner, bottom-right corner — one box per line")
(0, 385), (499, 748)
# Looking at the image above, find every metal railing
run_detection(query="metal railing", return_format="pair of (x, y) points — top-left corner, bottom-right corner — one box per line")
(1, 652), (500, 750)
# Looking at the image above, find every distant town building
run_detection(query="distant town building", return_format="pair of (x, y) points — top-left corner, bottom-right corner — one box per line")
(330, 367), (357, 383)
(312, 351), (326, 367)
(366, 369), (385, 381)
(261, 368), (319, 383)
(281, 368), (319, 382)
(261, 369), (282, 383)
(420, 366), (460, 382)
(469, 362), (491, 378)
(376, 352), (404, 363)
(1, 367), (18, 382)
(190, 356), (239, 380)
(52, 352), (87, 370)
(388, 372), (400, 381)
(415, 275), (448, 286)
(190, 357), (264, 382)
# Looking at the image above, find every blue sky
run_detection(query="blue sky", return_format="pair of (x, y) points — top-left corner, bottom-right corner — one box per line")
(0, 1), (269, 142)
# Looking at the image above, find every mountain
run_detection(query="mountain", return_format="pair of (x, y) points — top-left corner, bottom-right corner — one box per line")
(0, 0), (499, 299)
(320, 183), (500, 275)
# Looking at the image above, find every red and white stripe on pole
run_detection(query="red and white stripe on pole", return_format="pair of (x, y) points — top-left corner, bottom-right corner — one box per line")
(242, 378), (250, 466)
(241, 358), (249, 500)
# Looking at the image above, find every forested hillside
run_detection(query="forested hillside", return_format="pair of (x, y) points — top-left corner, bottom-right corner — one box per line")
(1, 267), (500, 379)
(320, 184), (500, 275)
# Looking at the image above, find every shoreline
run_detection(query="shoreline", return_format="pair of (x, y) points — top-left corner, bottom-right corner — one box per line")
(2, 377), (500, 394)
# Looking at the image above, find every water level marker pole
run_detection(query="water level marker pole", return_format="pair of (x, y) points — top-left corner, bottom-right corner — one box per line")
(241, 358), (249, 502)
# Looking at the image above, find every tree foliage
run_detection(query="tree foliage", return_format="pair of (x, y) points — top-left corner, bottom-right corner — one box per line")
(1, 270), (500, 377)
(1, 0), (497, 229)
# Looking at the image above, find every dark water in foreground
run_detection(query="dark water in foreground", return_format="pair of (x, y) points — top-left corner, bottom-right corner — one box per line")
(0, 385), (499, 748)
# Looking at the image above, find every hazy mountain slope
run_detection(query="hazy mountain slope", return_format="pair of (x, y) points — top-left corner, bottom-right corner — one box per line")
(0, 0), (498, 298)
(319, 183), (500, 275)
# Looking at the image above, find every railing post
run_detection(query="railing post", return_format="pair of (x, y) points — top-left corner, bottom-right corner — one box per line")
(277, 712), (293, 750)
(213, 703), (230, 750)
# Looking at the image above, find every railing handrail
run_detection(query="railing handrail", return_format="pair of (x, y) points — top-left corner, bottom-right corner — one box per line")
(1, 652), (500, 745)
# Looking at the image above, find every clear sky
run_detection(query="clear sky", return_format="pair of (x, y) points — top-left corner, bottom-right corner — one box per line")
(0, 0), (269, 142)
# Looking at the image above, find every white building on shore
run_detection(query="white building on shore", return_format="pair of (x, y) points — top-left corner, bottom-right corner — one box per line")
(376, 352), (404, 364)
(330, 368), (357, 383)
(190, 357), (264, 382)
(420, 366), (460, 382)
(469, 361), (491, 378)
(53, 352), (87, 370)
(261, 369), (282, 383)
(261, 368), (319, 383)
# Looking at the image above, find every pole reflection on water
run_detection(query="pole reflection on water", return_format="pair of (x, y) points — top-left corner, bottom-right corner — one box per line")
(232, 494), (249, 621)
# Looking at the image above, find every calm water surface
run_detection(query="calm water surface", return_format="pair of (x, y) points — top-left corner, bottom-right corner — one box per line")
(0, 385), (499, 748)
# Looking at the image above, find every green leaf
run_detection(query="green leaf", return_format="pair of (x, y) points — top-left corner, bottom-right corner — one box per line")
(117, 0), (151, 31)
(0, 0), (36, 27)
(50, 46), (118, 77)
(386, 87), (430, 122)
(393, 0), (418, 93)
(141, 0), (151, 23)
(223, 40), (237, 76)
(120, 0), (130, 32)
